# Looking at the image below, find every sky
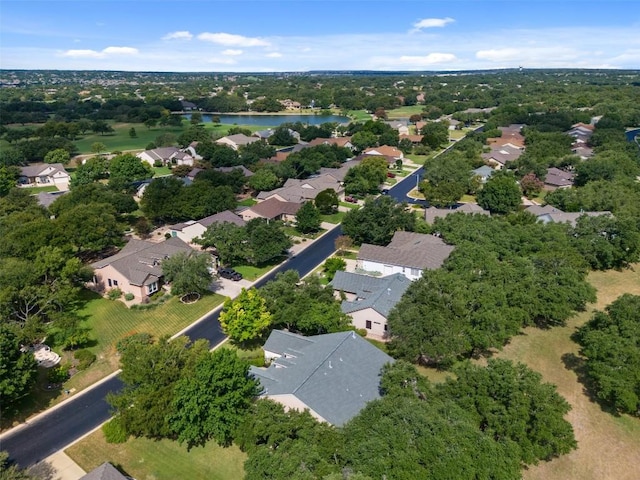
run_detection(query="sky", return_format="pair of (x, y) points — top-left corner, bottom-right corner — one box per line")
(1, 0), (639, 72)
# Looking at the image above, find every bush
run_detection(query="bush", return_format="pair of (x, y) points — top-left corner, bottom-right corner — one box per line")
(116, 332), (153, 354)
(124, 292), (135, 301)
(48, 363), (70, 383)
(102, 417), (128, 444)
(73, 349), (96, 370)
(323, 257), (347, 282)
(107, 288), (122, 300)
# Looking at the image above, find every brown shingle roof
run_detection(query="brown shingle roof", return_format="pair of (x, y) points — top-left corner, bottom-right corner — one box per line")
(249, 197), (301, 219)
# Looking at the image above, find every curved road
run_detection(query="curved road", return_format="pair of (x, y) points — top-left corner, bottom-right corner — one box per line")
(2, 162), (424, 467)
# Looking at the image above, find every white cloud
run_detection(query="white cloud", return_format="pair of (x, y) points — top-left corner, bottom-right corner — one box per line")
(206, 57), (237, 65)
(162, 31), (193, 41)
(222, 49), (243, 56)
(476, 48), (520, 62)
(61, 46), (138, 58)
(266, 52), (282, 58)
(399, 53), (457, 65)
(197, 32), (270, 47)
(412, 17), (454, 30)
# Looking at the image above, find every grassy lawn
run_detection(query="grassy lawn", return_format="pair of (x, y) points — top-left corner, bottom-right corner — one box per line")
(233, 257), (286, 281)
(345, 110), (372, 122)
(448, 129), (466, 140)
(459, 194), (477, 203)
(386, 105), (424, 118)
(66, 430), (246, 480)
(320, 210), (346, 224)
(237, 197), (258, 207)
(152, 165), (172, 177)
(492, 266), (640, 480)
(19, 185), (60, 193)
(339, 201), (359, 209)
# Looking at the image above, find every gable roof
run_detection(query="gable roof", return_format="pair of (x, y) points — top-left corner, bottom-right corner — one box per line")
(216, 134), (260, 148)
(363, 145), (402, 158)
(20, 163), (69, 178)
(137, 147), (181, 162)
(545, 167), (574, 187)
(258, 174), (342, 203)
(424, 203), (490, 224)
(472, 165), (495, 178)
(91, 237), (193, 286)
(80, 462), (128, 480)
(538, 211), (612, 227)
(251, 330), (393, 426)
(308, 137), (353, 148)
(330, 271), (411, 317)
(170, 210), (246, 232)
(358, 231), (454, 271)
(248, 197), (301, 219)
(524, 204), (564, 216)
(214, 165), (254, 177)
(481, 144), (523, 165)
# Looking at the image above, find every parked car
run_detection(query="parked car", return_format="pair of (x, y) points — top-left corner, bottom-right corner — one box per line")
(344, 196), (358, 203)
(386, 172), (396, 178)
(381, 188), (390, 195)
(218, 267), (243, 281)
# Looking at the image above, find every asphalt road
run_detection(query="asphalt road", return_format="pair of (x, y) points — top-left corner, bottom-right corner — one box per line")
(2, 163), (419, 467)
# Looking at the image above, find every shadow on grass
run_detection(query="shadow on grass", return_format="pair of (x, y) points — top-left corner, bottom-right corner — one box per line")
(561, 352), (621, 417)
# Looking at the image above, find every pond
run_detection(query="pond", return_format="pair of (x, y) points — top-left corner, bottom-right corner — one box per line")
(183, 113), (350, 127)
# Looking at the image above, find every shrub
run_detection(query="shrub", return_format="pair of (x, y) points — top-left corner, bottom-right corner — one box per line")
(124, 292), (134, 301)
(73, 349), (96, 370)
(107, 288), (122, 300)
(48, 363), (70, 383)
(116, 332), (153, 354)
(323, 257), (347, 282)
(102, 417), (128, 444)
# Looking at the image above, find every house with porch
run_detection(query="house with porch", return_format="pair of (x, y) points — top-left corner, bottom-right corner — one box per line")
(357, 231), (454, 280)
(330, 271), (410, 341)
(169, 210), (246, 245)
(18, 163), (70, 190)
(240, 197), (301, 222)
(250, 330), (393, 426)
(136, 146), (197, 167)
(90, 237), (196, 303)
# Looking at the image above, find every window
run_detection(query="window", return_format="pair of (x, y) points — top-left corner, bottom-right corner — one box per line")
(410, 268), (420, 276)
(384, 324), (388, 331)
(365, 320), (372, 329)
(107, 279), (112, 287)
(112, 280), (118, 287)
(148, 282), (158, 294)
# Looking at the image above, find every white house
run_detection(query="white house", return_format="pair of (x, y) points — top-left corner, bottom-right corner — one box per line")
(19, 163), (70, 190)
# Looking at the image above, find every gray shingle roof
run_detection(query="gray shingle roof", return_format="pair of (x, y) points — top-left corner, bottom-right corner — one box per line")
(91, 237), (193, 286)
(20, 163), (69, 178)
(424, 204), (489, 224)
(80, 462), (128, 480)
(330, 271), (410, 317)
(358, 231), (454, 271)
(251, 330), (393, 426)
(538, 211), (612, 227)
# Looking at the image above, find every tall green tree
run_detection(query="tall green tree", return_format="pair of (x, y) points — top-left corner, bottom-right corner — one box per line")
(0, 325), (38, 408)
(219, 288), (272, 345)
(170, 348), (259, 448)
(477, 171), (521, 214)
(342, 196), (415, 245)
(43, 148), (71, 165)
(161, 251), (212, 296)
(245, 218), (292, 265)
(295, 201), (321, 234)
(315, 188), (339, 214)
(196, 222), (248, 267)
(108, 153), (153, 191)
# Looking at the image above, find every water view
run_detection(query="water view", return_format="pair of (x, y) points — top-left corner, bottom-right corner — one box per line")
(184, 113), (350, 127)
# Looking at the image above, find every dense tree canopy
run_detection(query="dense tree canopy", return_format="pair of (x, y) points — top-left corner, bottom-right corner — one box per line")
(574, 294), (640, 416)
(341, 196), (415, 245)
(477, 170), (522, 214)
(161, 251), (213, 296)
(295, 201), (321, 234)
(219, 288), (272, 345)
(0, 325), (38, 408)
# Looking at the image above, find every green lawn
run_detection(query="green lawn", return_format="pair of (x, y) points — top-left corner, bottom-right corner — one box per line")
(320, 210), (347, 224)
(66, 430), (246, 480)
(238, 197), (258, 207)
(345, 110), (372, 122)
(386, 105), (424, 118)
(339, 201), (360, 209)
(233, 257), (287, 281)
(20, 185), (60, 193)
(152, 165), (172, 177)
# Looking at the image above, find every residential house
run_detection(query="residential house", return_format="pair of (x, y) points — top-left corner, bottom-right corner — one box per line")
(215, 134), (260, 151)
(169, 210), (246, 244)
(481, 144), (523, 169)
(180, 100), (197, 111)
(524, 204), (611, 227)
(36, 190), (69, 209)
(385, 120), (410, 135)
(399, 134), (423, 144)
(318, 159), (361, 183)
(329, 271), (410, 340)
(137, 147), (196, 167)
(472, 165), (495, 183)
(214, 165), (254, 178)
(240, 197), (301, 222)
(424, 203), (490, 224)
(90, 237), (196, 303)
(363, 145), (404, 160)
(308, 137), (354, 150)
(487, 124), (526, 148)
(280, 99), (301, 110)
(257, 174), (343, 203)
(186, 167), (204, 181)
(357, 231), (454, 280)
(250, 330), (394, 426)
(544, 167), (574, 190)
(80, 462), (128, 480)
(18, 163), (70, 189)
(253, 129), (274, 140)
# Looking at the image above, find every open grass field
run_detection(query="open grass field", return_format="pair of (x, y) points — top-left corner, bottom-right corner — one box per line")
(233, 257), (286, 281)
(386, 105), (424, 118)
(345, 110), (372, 122)
(493, 265), (640, 480)
(320, 210), (347, 224)
(66, 432), (246, 480)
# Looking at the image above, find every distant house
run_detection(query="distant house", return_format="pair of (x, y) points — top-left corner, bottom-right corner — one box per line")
(308, 137), (354, 150)
(357, 231), (454, 280)
(90, 237), (196, 303)
(169, 210), (246, 244)
(330, 271), (410, 340)
(487, 124), (526, 148)
(385, 120), (410, 135)
(257, 174), (343, 203)
(544, 167), (574, 190)
(424, 203), (490, 224)
(280, 99), (301, 110)
(363, 145), (403, 160)
(240, 197), (301, 222)
(216, 134), (260, 151)
(136, 147), (196, 167)
(481, 144), (523, 169)
(319, 159), (362, 183)
(399, 134), (423, 144)
(214, 165), (254, 178)
(180, 100), (197, 111)
(18, 163), (70, 189)
(524, 205), (612, 227)
(250, 330), (394, 426)
(472, 165), (495, 183)
(80, 462), (128, 480)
